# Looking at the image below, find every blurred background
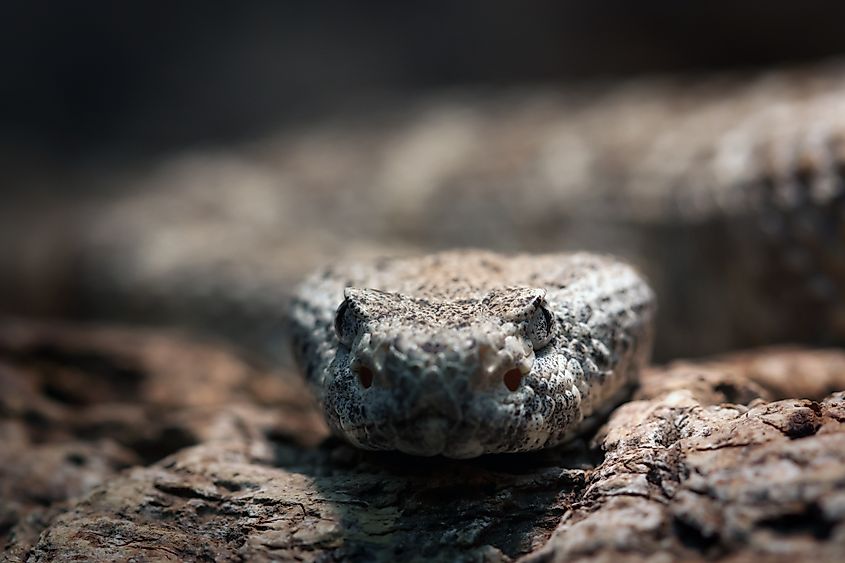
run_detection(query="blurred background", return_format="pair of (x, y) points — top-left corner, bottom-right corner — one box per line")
(3, 1), (845, 363)
(6, 1), (845, 166)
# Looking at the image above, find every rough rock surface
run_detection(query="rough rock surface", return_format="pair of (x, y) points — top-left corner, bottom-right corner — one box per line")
(1, 319), (844, 561)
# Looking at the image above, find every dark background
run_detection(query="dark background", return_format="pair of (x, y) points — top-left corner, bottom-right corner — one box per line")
(2, 1), (845, 362)
(4, 1), (845, 182)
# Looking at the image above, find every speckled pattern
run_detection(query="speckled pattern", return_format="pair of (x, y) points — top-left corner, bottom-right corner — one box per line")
(49, 60), (845, 367)
(289, 250), (655, 457)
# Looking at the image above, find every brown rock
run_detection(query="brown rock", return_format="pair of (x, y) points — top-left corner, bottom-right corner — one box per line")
(1, 320), (844, 561)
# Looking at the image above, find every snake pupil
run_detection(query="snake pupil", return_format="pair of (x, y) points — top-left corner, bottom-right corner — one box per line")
(357, 366), (374, 388)
(503, 368), (522, 391)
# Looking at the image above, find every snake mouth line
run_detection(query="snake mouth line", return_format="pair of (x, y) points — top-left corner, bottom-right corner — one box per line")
(340, 413), (464, 438)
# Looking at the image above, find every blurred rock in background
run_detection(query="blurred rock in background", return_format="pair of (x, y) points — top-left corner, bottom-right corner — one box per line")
(6, 1), (845, 178)
(3, 1), (845, 363)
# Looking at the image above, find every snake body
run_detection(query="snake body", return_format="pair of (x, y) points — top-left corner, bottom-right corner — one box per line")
(48, 59), (845, 369)
(2, 61), (843, 455)
(289, 250), (654, 457)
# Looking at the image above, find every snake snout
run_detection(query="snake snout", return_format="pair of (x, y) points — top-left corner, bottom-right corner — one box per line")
(350, 327), (533, 407)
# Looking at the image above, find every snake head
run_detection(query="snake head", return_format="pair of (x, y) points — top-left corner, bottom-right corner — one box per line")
(290, 251), (655, 458)
(322, 285), (566, 456)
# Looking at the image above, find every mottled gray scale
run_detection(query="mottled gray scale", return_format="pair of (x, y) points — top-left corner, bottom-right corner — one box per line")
(289, 250), (655, 457)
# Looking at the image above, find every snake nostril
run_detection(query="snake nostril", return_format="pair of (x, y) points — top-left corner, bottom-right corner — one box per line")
(503, 368), (522, 391)
(356, 365), (374, 389)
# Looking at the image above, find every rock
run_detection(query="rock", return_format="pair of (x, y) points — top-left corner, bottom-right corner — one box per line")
(533, 358), (845, 562)
(1, 320), (844, 561)
(0, 319), (326, 560)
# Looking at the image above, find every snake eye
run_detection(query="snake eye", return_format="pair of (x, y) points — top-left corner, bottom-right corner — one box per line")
(356, 365), (374, 388)
(334, 299), (359, 347)
(527, 302), (556, 350)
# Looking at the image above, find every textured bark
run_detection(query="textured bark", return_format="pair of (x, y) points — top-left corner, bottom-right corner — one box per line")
(1, 320), (844, 562)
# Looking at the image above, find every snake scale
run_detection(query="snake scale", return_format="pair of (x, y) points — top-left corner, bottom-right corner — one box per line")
(289, 251), (654, 457)
(4, 59), (845, 455)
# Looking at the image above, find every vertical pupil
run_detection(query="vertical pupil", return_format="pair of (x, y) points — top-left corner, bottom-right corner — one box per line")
(357, 366), (374, 388)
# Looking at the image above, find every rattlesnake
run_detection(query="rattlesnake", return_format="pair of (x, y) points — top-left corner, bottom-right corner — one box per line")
(44, 58), (843, 369)
(3, 60), (844, 455)
(289, 250), (653, 457)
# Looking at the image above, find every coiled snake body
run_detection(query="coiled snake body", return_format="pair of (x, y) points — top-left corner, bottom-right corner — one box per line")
(9, 60), (844, 455)
(290, 250), (654, 457)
